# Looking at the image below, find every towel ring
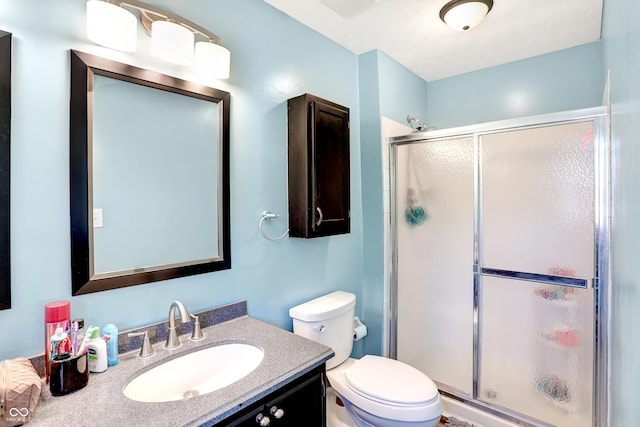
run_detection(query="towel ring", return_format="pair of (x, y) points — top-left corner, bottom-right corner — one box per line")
(259, 211), (289, 241)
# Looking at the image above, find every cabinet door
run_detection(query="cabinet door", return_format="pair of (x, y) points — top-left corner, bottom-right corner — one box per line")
(311, 100), (350, 237)
(221, 369), (325, 427)
(265, 371), (325, 426)
(288, 94), (350, 238)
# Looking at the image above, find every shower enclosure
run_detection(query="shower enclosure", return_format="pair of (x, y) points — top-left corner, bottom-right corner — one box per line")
(389, 107), (609, 427)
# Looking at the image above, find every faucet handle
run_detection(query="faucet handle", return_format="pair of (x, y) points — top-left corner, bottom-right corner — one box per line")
(128, 330), (155, 357)
(190, 314), (204, 341)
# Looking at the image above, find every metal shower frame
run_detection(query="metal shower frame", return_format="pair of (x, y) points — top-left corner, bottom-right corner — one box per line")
(387, 106), (610, 427)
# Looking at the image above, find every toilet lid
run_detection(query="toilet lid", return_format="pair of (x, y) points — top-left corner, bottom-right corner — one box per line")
(344, 355), (438, 406)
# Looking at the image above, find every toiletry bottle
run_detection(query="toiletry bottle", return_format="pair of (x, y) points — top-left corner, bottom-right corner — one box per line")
(50, 327), (71, 359)
(87, 326), (108, 373)
(71, 318), (85, 356)
(45, 300), (71, 383)
(103, 324), (119, 366)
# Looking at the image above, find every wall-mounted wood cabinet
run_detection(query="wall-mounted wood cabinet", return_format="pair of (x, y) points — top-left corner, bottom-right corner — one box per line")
(287, 94), (350, 238)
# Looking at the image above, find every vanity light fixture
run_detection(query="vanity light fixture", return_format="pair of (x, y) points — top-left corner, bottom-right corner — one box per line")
(195, 42), (231, 80)
(151, 20), (194, 65)
(439, 0), (493, 31)
(85, 0), (231, 78)
(86, 0), (137, 51)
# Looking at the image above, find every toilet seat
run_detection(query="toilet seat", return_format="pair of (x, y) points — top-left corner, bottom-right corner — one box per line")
(345, 355), (439, 406)
(327, 357), (442, 423)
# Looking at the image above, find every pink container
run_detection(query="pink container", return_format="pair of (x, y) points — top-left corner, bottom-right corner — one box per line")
(44, 300), (70, 383)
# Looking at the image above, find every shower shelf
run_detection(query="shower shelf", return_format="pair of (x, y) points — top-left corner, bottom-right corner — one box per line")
(536, 329), (580, 349)
(534, 381), (576, 414)
(534, 285), (577, 303)
(534, 374), (571, 403)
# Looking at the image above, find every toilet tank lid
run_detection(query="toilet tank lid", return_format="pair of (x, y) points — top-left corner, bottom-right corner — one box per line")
(289, 291), (356, 322)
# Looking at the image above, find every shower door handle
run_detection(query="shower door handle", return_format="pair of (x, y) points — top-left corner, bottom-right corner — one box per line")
(480, 267), (593, 289)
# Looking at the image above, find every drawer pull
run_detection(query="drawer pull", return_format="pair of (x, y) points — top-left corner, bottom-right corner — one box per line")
(255, 413), (270, 426)
(270, 406), (285, 419)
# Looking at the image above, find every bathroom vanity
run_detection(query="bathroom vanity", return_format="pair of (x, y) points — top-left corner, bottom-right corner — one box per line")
(27, 301), (332, 427)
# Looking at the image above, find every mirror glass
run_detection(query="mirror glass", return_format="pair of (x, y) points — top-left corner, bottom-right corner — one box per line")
(70, 50), (230, 295)
(0, 30), (11, 309)
(92, 76), (220, 274)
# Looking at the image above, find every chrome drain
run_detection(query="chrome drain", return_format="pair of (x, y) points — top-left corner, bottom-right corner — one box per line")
(183, 390), (200, 399)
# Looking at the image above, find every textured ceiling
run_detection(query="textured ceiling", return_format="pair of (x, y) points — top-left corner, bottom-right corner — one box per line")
(264, 0), (603, 82)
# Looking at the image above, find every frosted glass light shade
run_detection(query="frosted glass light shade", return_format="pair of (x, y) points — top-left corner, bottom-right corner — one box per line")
(195, 42), (231, 79)
(440, 0), (492, 31)
(151, 21), (194, 65)
(86, 0), (137, 51)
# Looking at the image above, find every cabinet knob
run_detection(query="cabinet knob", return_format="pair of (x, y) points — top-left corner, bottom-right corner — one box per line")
(270, 406), (285, 419)
(255, 413), (271, 426)
(316, 207), (323, 226)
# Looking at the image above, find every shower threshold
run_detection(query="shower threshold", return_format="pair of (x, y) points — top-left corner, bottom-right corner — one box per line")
(441, 394), (549, 427)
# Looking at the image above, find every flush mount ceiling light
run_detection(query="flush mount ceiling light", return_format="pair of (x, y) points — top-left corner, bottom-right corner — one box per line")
(439, 0), (493, 31)
(85, 0), (231, 78)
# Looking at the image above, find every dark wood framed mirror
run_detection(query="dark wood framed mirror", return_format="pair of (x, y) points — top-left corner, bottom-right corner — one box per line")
(70, 50), (230, 296)
(0, 30), (11, 310)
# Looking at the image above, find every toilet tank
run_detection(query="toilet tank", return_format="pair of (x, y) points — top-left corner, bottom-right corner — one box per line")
(289, 291), (356, 369)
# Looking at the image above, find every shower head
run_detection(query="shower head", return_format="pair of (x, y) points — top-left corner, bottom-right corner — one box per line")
(406, 115), (434, 132)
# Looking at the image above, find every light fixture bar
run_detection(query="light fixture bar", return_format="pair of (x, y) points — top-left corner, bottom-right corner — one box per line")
(90, 0), (231, 78)
(106, 0), (222, 44)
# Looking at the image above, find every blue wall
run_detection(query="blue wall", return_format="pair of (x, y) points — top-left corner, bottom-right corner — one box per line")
(357, 51), (382, 357)
(358, 50), (429, 356)
(602, 0), (640, 424)
(0, 0), (609, 379)
(427, 42), (604, 128)
(0, 0), (366, 361)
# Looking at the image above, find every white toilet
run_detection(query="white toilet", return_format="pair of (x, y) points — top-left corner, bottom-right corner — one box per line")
(290, 291), (443, 427)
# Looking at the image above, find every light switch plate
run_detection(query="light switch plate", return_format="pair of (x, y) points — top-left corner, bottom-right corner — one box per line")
(93, 208), (103, 228)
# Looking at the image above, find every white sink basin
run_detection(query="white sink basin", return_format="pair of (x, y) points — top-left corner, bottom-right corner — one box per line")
(123, 343), (264, 402)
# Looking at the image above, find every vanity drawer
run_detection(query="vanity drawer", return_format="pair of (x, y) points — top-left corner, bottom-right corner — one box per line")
(221, 365), (326, 427)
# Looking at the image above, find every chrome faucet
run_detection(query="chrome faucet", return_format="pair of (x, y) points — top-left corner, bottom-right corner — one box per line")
(127, 330), (155, 357)
(166, 300), (191, 349)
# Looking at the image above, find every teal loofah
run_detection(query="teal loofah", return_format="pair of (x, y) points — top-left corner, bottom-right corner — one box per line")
(404, 187), (428, 227)
(405, 205), (428, 227)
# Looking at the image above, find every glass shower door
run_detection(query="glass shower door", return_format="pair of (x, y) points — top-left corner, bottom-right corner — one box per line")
(478, 121), (595, 427)
(396, 137), (475, 396)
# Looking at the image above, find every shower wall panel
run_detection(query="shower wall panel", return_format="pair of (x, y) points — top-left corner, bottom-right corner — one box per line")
(396, 137), (475, 396)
